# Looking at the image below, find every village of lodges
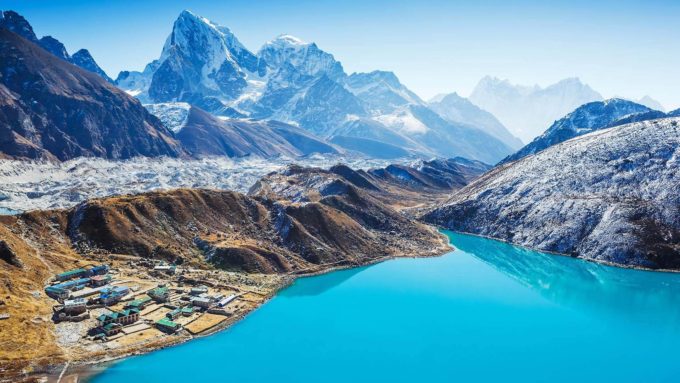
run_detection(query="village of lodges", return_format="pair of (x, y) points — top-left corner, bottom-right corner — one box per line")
(45, 262), (243, 343)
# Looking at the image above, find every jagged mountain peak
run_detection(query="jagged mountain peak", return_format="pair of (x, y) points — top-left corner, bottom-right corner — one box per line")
(269, 34), (307, 47)
(0, 10), (38, 42)
(38, 35), (69, 60)
(164, 10), (238, 62)
(71, 48), (113, 83)
(148, 10), (258, 104)
(258, 33), (344, 80)
(167, 10), (256, 69)
(1, 10), (112, 83)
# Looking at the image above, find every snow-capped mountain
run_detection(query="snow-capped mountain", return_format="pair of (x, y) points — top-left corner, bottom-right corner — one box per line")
(345, 70), (424, 114)
(469, 76), (603, 142)
(116, 10), (515, 162)
(146, 10), (258, 110)
(422, 117), (680, 269)
(502, 98), (652, 163)
(428, 92), (523, 149)
(0, 10), (113, 82)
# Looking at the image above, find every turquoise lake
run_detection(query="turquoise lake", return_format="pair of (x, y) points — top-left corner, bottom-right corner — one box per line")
(89, 231), (680, 382)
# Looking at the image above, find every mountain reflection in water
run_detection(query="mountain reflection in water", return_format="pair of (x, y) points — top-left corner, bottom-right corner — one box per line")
(449, 231), (680, 329)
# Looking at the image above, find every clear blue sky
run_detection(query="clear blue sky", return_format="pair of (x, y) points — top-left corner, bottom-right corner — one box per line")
(4, 0), (680, 109)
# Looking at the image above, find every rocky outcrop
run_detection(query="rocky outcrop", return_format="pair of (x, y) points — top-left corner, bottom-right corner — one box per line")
(0, 240), (21, 267)
(422, 118), (680, 269)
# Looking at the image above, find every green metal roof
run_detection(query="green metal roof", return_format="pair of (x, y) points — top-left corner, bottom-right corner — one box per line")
(120, 308), (140, 316)
(98, 308), (139, 322)
(181, 307), (194, 313)
(156, 318), (179, 328)
(98, 312), (118, 322)
(103, 323), (121, 331)
(127, 296), (152, 307)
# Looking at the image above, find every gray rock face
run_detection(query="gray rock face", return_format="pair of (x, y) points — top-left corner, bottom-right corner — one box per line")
(0, 10), (38, 42)
(502, 98), (652, 164)
(38, 35), (69, 60)
(0, 29), (185, 161)
(422, 118), (680, 269)
(71, 49), (114, 83)
(1, 10), (112, 82)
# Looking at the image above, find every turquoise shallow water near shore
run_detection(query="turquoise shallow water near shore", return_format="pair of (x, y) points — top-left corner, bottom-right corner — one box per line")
(89, 231), (680, 382)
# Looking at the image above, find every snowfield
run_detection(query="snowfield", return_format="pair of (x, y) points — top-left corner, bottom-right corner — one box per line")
(0, 155), (398, 213)
(423, 117), (680, 269)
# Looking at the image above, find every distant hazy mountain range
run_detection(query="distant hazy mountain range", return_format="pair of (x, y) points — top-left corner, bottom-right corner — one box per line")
(428, 92), (523, 149)
(469, 76), (604, 142)
(115, 10), (517, 163)
(468, 76), (670, 143)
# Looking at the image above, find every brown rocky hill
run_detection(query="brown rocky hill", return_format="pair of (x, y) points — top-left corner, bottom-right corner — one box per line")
(0, 29), (184, 161)
(0, 161), (483, 375)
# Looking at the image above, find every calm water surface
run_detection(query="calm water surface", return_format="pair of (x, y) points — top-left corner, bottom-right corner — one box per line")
(89, 231), (680, 382)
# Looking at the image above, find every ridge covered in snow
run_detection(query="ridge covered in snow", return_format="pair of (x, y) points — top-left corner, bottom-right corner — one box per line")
(501, 98), (653, 163)
(423, 117), (680, 269)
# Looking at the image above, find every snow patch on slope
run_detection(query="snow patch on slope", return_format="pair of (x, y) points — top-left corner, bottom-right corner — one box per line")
(144, 102), (191, 133)
(374, 109), (429, 134)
